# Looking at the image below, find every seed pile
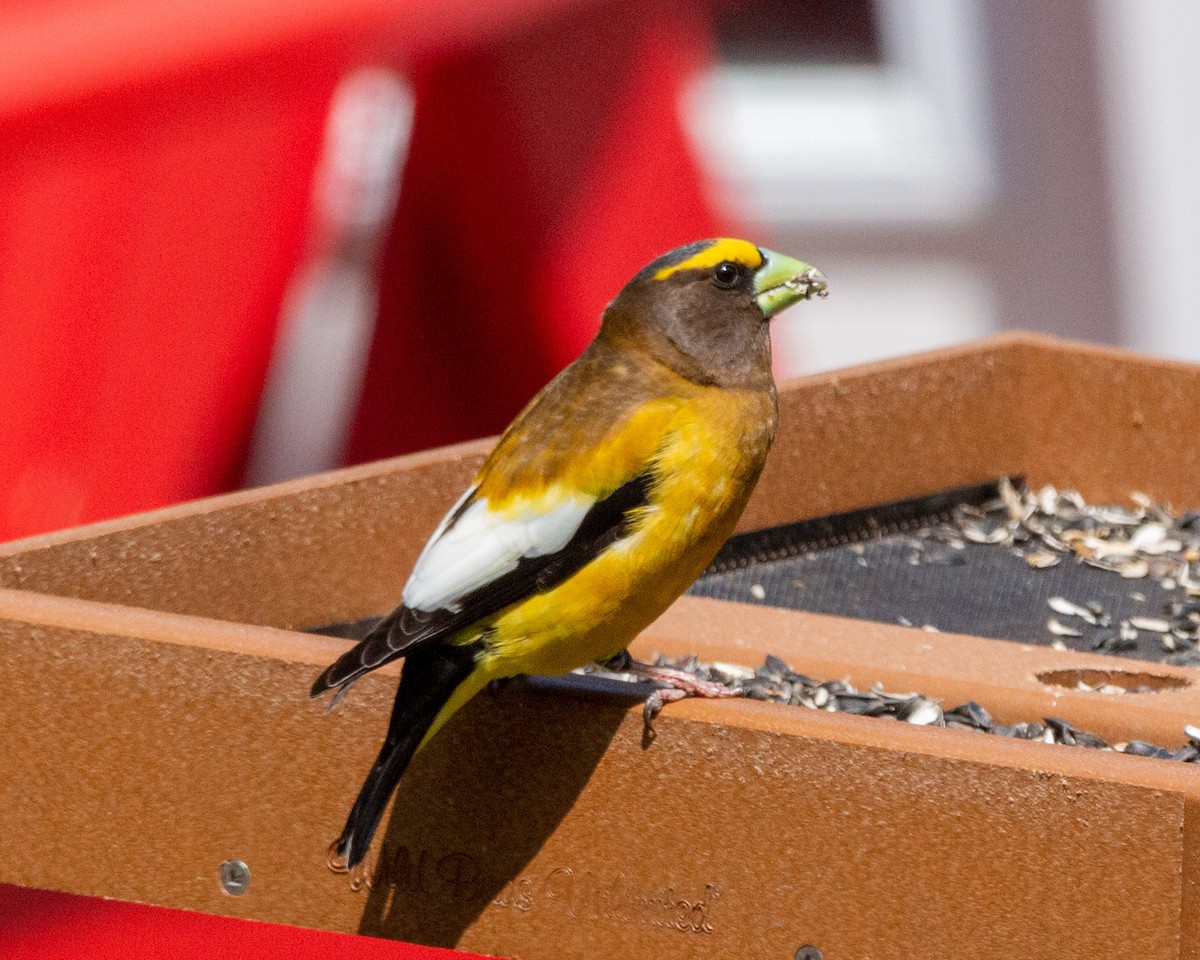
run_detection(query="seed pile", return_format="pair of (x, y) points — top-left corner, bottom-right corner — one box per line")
(607, 653), (1200, 763)
(957, 479), (1200, 581)
(1041, 592), (1200, 659)
(915, 479), (1200, 658)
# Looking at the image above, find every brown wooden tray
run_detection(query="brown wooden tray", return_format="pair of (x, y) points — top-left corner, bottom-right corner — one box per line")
(4, 333), (1200, 959)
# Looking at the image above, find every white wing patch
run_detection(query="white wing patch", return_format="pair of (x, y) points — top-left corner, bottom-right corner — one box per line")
(402, 489), (595, 613)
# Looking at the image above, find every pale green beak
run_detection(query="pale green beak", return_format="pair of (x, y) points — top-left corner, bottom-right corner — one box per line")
(753, 248), (828, 318)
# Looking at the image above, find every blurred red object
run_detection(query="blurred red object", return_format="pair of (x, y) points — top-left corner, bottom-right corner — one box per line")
(346, 0), (727, 462)
(0, 0), (700, 543)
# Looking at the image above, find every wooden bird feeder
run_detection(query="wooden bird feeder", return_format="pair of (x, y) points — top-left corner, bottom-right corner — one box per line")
(4, 333), (1200, 959)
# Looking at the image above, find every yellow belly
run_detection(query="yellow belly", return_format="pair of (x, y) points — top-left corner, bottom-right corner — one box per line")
(478, 393), (773, 678)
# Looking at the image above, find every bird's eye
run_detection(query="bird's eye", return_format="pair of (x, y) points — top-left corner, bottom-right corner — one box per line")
(712, 261), (741, 289)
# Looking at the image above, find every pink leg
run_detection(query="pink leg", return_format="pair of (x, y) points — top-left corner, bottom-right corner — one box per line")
(604, 653), (743, 737)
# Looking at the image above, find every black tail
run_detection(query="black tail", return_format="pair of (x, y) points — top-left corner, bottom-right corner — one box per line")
(334, 643), (478, 869)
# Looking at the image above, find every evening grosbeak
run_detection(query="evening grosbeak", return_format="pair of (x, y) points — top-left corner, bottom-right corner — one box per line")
(313, 238), (827, 871)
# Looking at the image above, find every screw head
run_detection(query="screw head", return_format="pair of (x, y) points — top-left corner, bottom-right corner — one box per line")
(795, 948), (823, 960)
(219, 859), (251, 896)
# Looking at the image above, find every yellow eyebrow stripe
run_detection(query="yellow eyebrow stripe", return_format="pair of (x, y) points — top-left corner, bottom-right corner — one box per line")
(653, 238), (763, 280)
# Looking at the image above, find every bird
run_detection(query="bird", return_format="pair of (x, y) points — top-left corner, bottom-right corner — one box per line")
(312, 237), (827, 874)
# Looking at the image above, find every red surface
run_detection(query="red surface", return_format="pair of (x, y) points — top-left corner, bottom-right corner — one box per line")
(0, 45), (337, 540)
(0, 884), (496, 959)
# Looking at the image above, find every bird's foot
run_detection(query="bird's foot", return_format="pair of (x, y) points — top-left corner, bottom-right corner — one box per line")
(613, 657), (743, 742)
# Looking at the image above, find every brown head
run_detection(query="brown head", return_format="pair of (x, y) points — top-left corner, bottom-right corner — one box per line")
(599, 238), (827, 390)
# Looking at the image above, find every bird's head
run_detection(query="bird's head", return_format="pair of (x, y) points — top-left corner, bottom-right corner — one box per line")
(602, 238), (827, 389)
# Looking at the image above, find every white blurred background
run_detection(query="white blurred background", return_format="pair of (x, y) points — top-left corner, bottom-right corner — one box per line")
(696, 0), (1200, 376)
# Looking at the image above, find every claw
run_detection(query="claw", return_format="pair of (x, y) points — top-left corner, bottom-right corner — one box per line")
(642, 686), (689, 741)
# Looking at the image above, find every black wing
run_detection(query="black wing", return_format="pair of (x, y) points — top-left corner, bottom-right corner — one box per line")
(310, 471), (653, 696)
